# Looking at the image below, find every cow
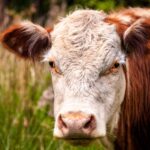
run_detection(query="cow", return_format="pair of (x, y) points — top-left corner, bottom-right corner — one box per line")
(0, 7), (150, 150)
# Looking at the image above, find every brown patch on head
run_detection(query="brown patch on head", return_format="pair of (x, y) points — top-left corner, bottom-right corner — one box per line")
(122, 11), (140, 21)
(104, 8), (150, 41)
(104, 17), (129, 38)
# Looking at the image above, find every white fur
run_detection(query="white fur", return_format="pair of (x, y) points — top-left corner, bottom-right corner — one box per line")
(44, 10), (126, 146)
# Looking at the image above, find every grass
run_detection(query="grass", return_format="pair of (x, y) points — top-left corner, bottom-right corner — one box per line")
(0, 46), (104, 150)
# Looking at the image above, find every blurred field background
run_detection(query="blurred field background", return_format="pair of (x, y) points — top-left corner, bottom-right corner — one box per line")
(0, 0), (150, 150)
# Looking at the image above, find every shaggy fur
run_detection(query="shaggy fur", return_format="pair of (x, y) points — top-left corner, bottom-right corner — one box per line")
(0, 21), (51, 60)
(105, 8), (150, 150)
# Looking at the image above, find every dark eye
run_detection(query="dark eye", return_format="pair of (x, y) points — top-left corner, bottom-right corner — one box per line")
(49, 61), (55, 68)
(114, 62), (120, 68)
(48, 61), (62, 75)
(103, 61), (120, 75)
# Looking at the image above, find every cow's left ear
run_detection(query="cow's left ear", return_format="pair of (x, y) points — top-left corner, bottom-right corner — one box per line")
(123, 18), (150, 54)
(0, 21), (52, 60)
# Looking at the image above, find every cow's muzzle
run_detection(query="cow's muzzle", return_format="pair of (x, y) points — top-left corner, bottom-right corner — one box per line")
(56, 111), (96, 140)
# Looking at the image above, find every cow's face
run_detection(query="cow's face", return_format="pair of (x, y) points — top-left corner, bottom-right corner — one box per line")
(1, 9), (126, 146)
(44, 10), (126, 144)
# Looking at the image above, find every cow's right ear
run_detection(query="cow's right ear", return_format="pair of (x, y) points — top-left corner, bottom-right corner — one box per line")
(0, 21), (52, 60)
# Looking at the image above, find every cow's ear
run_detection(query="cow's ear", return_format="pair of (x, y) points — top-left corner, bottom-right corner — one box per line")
(123, 18), (150, 54)
(0, 21), (51, 60)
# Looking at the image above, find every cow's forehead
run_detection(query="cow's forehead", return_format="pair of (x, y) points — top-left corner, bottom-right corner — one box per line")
(47, 10), (123, 70)
(52, 9), (120, 45)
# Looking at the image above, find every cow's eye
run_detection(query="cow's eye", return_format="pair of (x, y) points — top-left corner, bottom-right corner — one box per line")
(48, 61), (62, 75)
(110, 62), (120, 73)
(104, 62), (120, 75)
(114, 62), (120, 68)
(49, 61), (55, 68)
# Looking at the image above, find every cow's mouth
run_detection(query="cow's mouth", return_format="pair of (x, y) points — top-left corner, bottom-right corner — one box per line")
(64, 138), (95, 146)
(55, 136), (101, 146)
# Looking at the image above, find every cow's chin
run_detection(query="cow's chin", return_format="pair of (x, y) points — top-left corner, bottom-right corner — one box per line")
(53, 137), (96, 146)
(66, 138), (94, 146)
(54, 136), (100, 146)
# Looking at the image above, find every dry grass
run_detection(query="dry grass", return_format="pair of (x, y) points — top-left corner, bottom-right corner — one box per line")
(0, 45), (50, 97)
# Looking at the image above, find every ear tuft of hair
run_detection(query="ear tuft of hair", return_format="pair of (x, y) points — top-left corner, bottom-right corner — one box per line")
(0, 21), (52, 60)
(123, 18), (150, 55)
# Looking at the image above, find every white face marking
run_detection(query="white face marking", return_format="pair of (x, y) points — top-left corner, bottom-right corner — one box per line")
(44, 10), (126, 139)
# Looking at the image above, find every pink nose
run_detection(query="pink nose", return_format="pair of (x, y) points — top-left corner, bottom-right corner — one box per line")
(58, 112), (96, 138)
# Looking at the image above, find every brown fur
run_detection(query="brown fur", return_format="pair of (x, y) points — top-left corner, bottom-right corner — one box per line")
(105, 8), (150, 150)
(105, 8), (150, 38)
(0, 22), (51, 60)
(104, 17), (128, 38)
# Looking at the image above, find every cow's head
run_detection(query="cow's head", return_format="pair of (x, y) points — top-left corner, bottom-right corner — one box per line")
(1, 10), (138, 145)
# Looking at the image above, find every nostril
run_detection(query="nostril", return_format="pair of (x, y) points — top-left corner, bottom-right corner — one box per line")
(84, 117), (92, 129)
(58, 115), (67, 129)
(83, 115), (96, 131)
